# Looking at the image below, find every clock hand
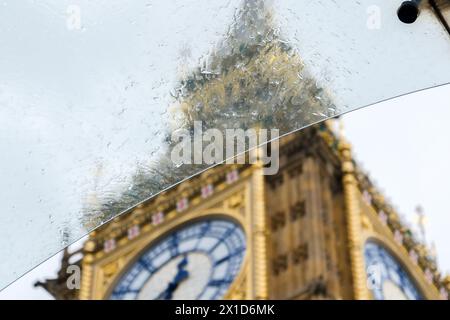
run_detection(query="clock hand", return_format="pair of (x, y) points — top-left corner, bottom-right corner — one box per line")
(157, 255), (189, 300)
(162, 258), (189, 299)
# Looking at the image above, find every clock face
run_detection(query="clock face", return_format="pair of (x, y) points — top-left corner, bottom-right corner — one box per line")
(364, 242), (422, 300)
(110, 219), (246, 300)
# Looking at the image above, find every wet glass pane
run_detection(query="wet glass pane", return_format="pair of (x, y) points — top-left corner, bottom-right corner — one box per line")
(1, 85), (450, 299)
(0, 0), (449, 289)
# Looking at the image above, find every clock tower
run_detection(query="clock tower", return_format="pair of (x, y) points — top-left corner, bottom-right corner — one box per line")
(37, 0), (450, 300)
(39, 122), (450, 300)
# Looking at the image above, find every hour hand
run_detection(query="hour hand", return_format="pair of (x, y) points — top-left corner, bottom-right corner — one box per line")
(157, 255), (189, 300)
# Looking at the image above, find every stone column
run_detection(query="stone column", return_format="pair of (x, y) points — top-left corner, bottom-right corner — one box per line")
(339, 141), (370, 300)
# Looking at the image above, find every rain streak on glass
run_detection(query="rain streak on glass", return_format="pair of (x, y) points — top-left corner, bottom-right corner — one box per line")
(0, 0), (449, 289)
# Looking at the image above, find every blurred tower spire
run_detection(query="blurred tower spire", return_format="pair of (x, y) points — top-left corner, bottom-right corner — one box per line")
(415, 205), (427, 244)
(215, 0), (276, 59)
(430, 241), (438, 262)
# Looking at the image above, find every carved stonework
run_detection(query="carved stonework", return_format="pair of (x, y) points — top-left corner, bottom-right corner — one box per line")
(272, 254), (288, 276)
(101, 261), (119, 290)
(271, 211), (286, 231)
(227, 192), (244, 209)
(292, 243), (308, 265)
(290, 200), (306, 221)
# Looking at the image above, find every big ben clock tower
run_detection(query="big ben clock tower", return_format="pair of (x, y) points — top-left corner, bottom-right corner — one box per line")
(38, 0), (450, 300)
(39, 123), (450, 300)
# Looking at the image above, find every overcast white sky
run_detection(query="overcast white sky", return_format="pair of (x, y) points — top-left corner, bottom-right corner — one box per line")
(0, 84), (449, 300)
